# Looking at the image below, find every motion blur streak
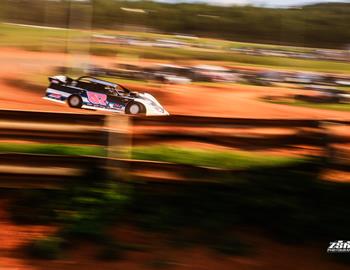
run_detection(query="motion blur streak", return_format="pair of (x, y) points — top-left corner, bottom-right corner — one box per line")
(0, 1), (350, 270)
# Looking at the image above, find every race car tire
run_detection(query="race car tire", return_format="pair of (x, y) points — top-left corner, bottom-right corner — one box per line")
(67, 95), (83, 108)
(126, 102), (145, 115)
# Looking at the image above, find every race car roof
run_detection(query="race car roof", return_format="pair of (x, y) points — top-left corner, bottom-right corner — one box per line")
(78, 76), (117, 87)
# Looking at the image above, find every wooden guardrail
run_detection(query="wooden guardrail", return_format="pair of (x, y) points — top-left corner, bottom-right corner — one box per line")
(0, 153), (327, 188)
(0, 109), (106, 125)
(2, 108), (350, 128)
(1, 108), (345, 148)
(132, 115), (350, 127)
(131, 116), (350, 148)
(0, 109), (349, 188)
(0, 109), (108, 145)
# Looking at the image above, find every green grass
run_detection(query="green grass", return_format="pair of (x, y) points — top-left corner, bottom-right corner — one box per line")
(131, 146), (305, 169)
(90, 44), (350, 73)
(268, 100), (350, 112)
(0, 23), (72, 52)
(98, 29), (317, 53)
(2, 22), (350, 74)
(338, 86), (350, 92)
(25, 236), (63, 260)
(0, 143), (106, 156)
(0, 143), (304, 169)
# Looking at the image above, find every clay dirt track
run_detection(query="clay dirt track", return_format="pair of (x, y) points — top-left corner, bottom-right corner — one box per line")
(1, 48), (350, 119)
(1, 48), (350, 270)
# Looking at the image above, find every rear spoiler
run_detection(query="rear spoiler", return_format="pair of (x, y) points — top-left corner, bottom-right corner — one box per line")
(49, 75), (73, 84)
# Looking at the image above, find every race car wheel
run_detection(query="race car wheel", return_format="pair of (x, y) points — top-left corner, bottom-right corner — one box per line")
(126, 102), (144, 115)
(68, 95), (82, 108)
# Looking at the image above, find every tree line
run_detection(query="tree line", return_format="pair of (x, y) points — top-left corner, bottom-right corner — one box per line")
(1, 0), (350, 48)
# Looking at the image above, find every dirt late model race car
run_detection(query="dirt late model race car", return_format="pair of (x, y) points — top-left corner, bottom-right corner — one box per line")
(43, 75), (169, 116)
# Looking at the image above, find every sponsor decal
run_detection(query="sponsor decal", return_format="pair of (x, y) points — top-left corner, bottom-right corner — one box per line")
(327, 240), (350, 253)
(108, 102), (124, 110)
(49, 93), (61, 99)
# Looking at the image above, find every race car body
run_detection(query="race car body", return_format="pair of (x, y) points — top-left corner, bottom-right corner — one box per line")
(43, 75), (169, 116)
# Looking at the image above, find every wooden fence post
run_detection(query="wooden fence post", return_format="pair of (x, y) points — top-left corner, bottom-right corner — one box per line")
(318, 121), (335, 165)
(105, 114), (131, 181)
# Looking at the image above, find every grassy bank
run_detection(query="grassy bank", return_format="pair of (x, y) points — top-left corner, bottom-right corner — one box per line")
(0, 143), (106, 156)
(131, 146), (305, 169)
(268, 100), (350, 112)
(2, 23), (350, 74)
(0, 143), (305, 169)
(6, 141), (350, 263)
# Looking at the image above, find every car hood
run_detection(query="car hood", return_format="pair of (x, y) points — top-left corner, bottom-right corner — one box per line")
(131, 92), (169, 115)
(137, 92), (163, 107)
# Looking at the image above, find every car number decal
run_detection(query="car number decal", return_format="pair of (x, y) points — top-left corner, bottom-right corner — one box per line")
(87, 91), (107, 106)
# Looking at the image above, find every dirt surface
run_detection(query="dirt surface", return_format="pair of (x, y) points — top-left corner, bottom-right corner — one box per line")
(0, 198), (348, 270)
(1, 48), (350, 119)
(1, 48), (350, 269)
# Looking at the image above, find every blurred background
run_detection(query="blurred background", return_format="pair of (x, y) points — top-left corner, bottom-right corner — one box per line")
(0, 0), (350, 269)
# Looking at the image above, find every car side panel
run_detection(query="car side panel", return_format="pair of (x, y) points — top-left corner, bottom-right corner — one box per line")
(80, 90), (133, 112)
(106, 95), (132, 112)
(45, 81), (138, 114)
(45, 83), (82, 103)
